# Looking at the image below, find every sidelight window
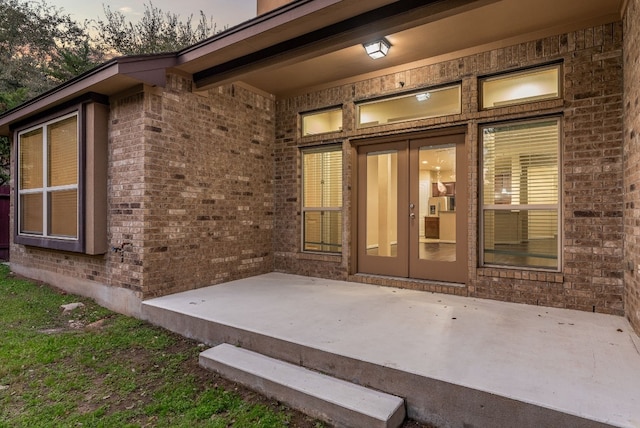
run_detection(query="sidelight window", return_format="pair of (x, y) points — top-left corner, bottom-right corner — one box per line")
(481, 119), (561, 270)
(302, 145), (343, 253)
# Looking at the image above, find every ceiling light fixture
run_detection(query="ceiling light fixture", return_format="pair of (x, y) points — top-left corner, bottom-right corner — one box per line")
(416, 92), (431, 102)
(363, 38), (390, 59)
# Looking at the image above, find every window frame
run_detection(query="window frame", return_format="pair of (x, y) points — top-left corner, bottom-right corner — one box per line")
(15, 106), (85, 252)
(479, 63), (562, 110)
(13, 94), (109, 254)
(479, 117), (562, 271)
(355, 84), (462, 129)
(300, 106), (343, 137)
(300, 144), (343, 254)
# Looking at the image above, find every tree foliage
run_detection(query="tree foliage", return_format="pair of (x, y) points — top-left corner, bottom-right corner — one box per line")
(0, 0), (220, 185)
(94, 2), (219, 56)
(0, 0), (103, 111)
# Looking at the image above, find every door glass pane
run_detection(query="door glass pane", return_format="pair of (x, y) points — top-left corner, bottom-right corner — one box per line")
(419, 145), (456, 261)
(49, 190), (78, 238)
(366, 151), (398, 257)
(19, 129), (43, 190)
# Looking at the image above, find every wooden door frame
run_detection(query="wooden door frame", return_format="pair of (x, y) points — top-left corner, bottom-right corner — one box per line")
(350, 126), (468, 282)
(408, 133), (467, 283)
(356, 141), (409, 277)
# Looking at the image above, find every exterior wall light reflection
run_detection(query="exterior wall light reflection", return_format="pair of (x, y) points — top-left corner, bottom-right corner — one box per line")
(363, 38), (390, 59)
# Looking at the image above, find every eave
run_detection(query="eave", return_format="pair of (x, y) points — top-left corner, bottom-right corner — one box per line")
(0, 54), (176, 136)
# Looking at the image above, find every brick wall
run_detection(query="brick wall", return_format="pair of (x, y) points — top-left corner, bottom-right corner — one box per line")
(9, 91), (148, 312)
(11, 75), (276, 303)
(140, 76), (276, 297)
(274, 21), (625, 315)
(624, 0), (640, 334)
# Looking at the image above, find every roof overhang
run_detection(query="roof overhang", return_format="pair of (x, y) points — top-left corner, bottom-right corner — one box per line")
(0, 0), (625, 135)
(0, 55), (176, 135)
(199, 0), (623, 98)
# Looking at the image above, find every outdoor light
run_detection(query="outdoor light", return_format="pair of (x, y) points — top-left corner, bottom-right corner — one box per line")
(363, 38), (390, 59)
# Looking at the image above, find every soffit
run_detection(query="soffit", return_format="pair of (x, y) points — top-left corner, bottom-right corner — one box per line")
(176, 0), (400, 74)
(201, 0), (622, 97)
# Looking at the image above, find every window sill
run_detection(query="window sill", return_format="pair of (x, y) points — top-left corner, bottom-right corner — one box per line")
(298, 252), (342, 263)
(477, 267), (563, 283)
(16, 234), (84, 253)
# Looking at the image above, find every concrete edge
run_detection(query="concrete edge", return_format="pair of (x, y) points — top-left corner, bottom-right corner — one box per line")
(200, 344), (406, 428)
(141, 302), (616, 428)
(10, 263), (143, 318)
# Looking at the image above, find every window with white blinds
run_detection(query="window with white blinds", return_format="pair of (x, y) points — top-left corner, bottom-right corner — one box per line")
(18, 113), (79, 239)
(302, 145), (343, 253)
(481, 119), (560, 269)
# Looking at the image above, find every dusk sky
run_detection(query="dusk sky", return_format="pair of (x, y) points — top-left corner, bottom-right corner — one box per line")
(51, 0), (257, 30)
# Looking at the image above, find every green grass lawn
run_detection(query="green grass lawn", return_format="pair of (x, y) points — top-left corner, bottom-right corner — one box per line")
(0, 265), (321, 428)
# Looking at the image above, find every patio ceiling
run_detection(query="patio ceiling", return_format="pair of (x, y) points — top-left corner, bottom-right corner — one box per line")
(182, 0), (623, 98)
(0, 0), (625, 136)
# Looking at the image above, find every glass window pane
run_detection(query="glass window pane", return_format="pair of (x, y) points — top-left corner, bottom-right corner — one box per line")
(483, 210), (558, 269)
(303, 211), (342, 252)
(303, 149), (342, 208)
(48, 115), (78, 187)
(302, 108), (342, 136)
(482, 120), (559, 206)
(302, 146), (342, 253)
(49, 190), (78, 238)
(482, 65), (560, 109)
(366, 151), (398, 257)
(482, 118), (560, 270)
(19, 129), (43, 190)
(358, 85), (461, 128)
(303, 152), (322, 207)
(20, 193), (43, 234)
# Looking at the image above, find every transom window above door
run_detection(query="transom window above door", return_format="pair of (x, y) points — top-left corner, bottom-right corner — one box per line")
(356, 84), (461, 128)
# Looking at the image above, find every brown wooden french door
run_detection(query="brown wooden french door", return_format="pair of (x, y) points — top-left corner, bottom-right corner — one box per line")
(357, 133), (467, 283)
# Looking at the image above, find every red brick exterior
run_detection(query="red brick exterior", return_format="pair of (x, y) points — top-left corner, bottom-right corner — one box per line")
(624, 0), (640, 335)
(8, 17), (635, 324)
(10, 77), (275, 306)
(275, 22), (625, 315)
(140, 77), (275, 297)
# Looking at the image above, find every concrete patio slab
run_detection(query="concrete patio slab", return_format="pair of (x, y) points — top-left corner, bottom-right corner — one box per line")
(142, 273), (640, 427)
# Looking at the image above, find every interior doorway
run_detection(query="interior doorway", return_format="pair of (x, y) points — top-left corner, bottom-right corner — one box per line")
(357, 133), (467, 283)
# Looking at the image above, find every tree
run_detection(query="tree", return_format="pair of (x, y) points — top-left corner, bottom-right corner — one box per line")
(0, 0), (103, 185)
(93, 2), (220, 56)
(0, 0), (102, 111)
(0, 0), (220, 185)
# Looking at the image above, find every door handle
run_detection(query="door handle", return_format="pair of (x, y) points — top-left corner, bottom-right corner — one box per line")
(410, 213), (416, 219)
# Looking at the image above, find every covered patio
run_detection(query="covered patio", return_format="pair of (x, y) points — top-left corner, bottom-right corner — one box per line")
(142, 273), (640, 427)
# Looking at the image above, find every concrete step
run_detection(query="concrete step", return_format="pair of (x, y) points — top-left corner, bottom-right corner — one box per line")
(199, 343), (406, 428)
